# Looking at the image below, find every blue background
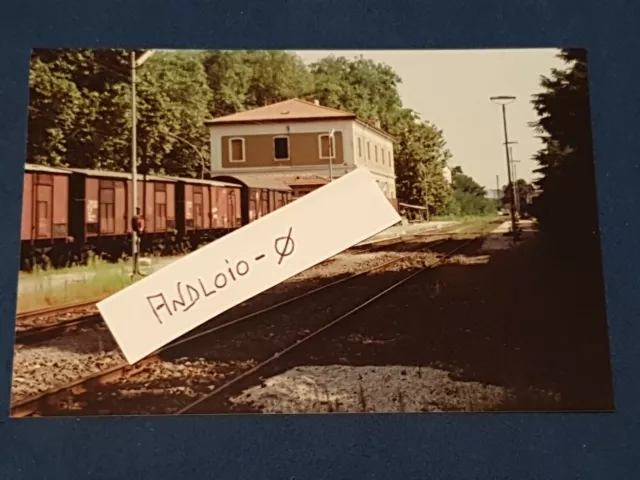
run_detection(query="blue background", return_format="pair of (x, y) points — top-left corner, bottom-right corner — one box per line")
(1, 0), (639, 478)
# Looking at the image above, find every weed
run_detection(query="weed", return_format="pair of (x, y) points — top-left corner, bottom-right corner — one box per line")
(396, 388), (406, 413)
(357, 382), (367, 412)
(17, 258), (137, 312)
(429, 280), (444, 298)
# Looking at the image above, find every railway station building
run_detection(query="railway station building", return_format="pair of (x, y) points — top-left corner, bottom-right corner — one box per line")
(205, 98), (397, 202)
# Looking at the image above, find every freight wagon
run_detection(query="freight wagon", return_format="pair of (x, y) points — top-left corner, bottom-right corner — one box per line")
(21, 164), (73, 270)
(20, 164), (294, 271)
(66, 168), (180, 261)
(211, 174), (293, 224)
(166, 176), (243, 250)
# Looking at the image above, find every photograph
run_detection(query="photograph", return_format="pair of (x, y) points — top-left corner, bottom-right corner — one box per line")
(10, 47), (613, 417)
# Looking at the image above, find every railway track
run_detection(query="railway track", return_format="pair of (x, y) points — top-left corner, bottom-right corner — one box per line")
(16, 298), (102, 323)
(179, 233), (482, 415)
(12, 222), (467, 345)
(11, 219), (496, 417)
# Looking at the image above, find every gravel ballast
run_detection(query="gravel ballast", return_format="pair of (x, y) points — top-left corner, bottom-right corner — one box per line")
(11, 239), (440, 405)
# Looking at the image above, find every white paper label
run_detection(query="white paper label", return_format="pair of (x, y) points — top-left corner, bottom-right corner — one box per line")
(97, 167), (401, 364)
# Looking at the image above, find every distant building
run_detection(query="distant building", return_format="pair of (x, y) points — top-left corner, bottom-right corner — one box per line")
(442, 165), (452, 184)
(486, 188), (502, 200)
(205, 98), (397, 201)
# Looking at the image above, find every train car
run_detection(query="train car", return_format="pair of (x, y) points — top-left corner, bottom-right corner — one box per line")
(21, 163), (73, 269)
(163, 176), (242, 249)
(19, 167), (294, 271)
(66, 168), (178, 259)
(211, 174), (293, 225)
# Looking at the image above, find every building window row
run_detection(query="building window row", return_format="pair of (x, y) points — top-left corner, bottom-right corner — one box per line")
(375, 179), (396, 200)
(356, 136), (393, 167)
(228, 134), (337, 163)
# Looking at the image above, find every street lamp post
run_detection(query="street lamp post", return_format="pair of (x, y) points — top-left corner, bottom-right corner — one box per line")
(130, 49), (156, 277)
(510, 146), (521, 215)
(166, 132), (209, 180)
(490, 95), (519, 238)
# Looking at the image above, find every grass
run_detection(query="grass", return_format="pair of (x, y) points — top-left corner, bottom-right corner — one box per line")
(16, 257), (137, 313)
(431, 213), (502, 222)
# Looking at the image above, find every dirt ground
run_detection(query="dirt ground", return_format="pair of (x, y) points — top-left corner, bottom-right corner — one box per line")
(202, 229), (614, 414)
(19, 223), (614, 416)
(10, 233), (448, 407)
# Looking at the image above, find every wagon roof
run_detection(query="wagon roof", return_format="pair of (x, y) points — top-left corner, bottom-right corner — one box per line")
(211, 174), (292, 192)
(157, 175), (240, 188)
(64, 168), (176, 182)
(24, 163), (72, 175)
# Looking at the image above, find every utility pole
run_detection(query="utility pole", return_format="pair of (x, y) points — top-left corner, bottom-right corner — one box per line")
(130, 50), (156, 277)
(131, 51), (139, 277)
(490, 96), (519, 238)
(509, 146), (520, 216)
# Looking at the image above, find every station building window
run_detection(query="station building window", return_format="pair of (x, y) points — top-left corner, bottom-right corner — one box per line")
(274, 136), (290, 161)
(229, 137), (246, 162)
(319, 134), (335, 159)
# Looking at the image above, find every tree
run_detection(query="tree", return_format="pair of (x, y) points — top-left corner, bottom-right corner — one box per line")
(245, 51), (313, 108)
(390, 109), (452, 213)
(501, 178), (535, 211)
(202, 50), (312, 116)
(529, 49), (600, 255)
(308, 55), (403, 129)
(136, 51), (213, 177)
(306, 55), (452, 214)
(446, 166), (497, 216)
(202, 50), (253, 116)
(26, 48), (458, 205)
(27, 49), (213, 178)
(28, 49), (142, 170)
(27, 54), (88, 167)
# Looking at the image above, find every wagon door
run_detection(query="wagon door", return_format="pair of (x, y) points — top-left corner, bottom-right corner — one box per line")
(115, 181), (126, 234)
(211, 186), (221, 228)
(261, 190), (269, 218)
(226, 189), (235, 228)
(269, 191), (276, 212)
(35, 174), (53, 239)
(98, 180), (116, 234)
(248, 190), (257, 222)
(204, 186), (212, 228)
(21, 173), (33, 241)
(193, 187), (204, 230)
(154, 183), (167, 232)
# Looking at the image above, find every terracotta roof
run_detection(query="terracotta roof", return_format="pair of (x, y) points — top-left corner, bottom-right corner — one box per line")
(211, 174), (292, 192)
(205, 98), (356, 125)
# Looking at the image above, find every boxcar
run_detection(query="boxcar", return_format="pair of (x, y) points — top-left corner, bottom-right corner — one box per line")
(21, 163), (72, 269)
(165, 176), (242, 246)
(211, 174), (292, 225)
(66, 168), (177, 258)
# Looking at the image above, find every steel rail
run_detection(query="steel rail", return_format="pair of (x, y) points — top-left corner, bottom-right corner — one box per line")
(11, 220), (493, 416)
(178, 233), (485, 414)
(10, 233), (456, 417)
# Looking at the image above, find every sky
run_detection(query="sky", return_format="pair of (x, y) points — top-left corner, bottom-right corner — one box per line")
(292, 49), (566, 191)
